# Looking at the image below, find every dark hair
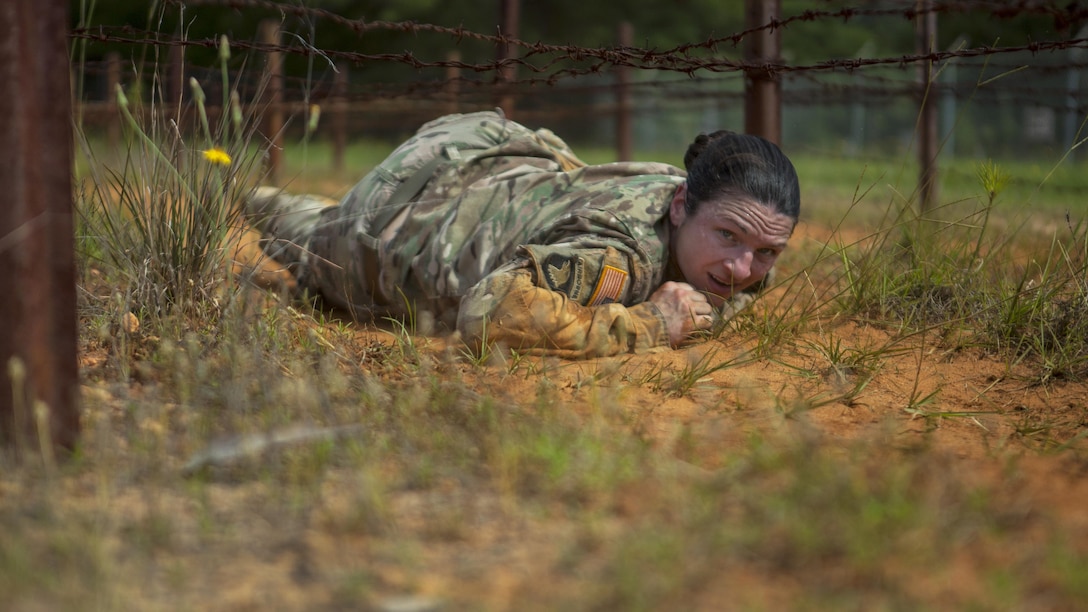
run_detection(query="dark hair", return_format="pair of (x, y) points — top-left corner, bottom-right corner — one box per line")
(683, 131), (800, 222)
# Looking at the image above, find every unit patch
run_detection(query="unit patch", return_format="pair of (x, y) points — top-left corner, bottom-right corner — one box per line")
(542, 253), (585, 301)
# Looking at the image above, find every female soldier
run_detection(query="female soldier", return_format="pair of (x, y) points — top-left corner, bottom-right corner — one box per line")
(246, 109), (800, 359)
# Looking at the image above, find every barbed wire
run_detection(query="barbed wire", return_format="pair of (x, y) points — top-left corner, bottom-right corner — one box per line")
(161, 0), (1088, 56)
(69, 23), (1088, 84)
(70, 0), (1088, 132)
(64, 0), (1088, 81)
(73, 60), (1088, 120)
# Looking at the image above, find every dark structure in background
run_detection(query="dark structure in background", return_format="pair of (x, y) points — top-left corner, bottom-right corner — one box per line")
(0, 0), (81, 453)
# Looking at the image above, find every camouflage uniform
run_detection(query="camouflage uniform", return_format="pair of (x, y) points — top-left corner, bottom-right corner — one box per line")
(250, 110), (747, 358)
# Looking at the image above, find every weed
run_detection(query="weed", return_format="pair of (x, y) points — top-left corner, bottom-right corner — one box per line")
(668, 349), (747, 398)
(74, 35), (266, 325)
(803, 334), (883, 384)
(384, 315), (424, 368)
(625, 349), (752, 399)
(982, 221), (1088, 382)
(458, 315), (496, 367)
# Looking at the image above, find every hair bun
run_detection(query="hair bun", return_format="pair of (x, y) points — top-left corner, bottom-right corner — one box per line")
(684, 130), (737, 171)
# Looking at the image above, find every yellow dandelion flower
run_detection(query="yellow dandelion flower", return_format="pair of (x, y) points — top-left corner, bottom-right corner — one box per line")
(202, 147), (232, 166)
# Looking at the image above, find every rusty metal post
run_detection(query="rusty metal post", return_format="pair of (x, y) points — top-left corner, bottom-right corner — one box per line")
(331, 66), (348, 174)
(916, 0), (939, 211)
(0, 0), (81, 452)
(495, 0), (520, 117)
(615, 22), (634, 162)
(261, 20), (284, 185)
(744, 0), (782, 144)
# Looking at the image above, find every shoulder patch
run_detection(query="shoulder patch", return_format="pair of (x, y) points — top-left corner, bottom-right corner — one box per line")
(542, 253), (585, 301)
(587, 265), (629, 306)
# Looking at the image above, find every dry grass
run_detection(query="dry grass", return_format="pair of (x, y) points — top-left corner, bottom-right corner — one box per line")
(7, 189), (1088, 610)
(6, 33), (1088, 609)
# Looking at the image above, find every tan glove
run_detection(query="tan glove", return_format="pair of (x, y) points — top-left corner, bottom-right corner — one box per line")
(457, 262), (669, 359)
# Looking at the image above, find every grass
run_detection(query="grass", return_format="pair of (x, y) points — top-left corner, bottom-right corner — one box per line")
(791, 149), (1088, 225)
(8, 34), (1088, 610)
(22, 139), (1088, 609)
(74, 35), (266, 325)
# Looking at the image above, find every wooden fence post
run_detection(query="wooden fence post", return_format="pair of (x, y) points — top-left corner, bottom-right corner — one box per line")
(0, 0), (81, 453)
(744, 0), (782, 144)
(916, 0), (939, 212)
(615, 22), (634, 162)
(261, 20), (284, 185)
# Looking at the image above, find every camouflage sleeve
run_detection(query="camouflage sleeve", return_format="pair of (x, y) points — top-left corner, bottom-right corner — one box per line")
(457, 259), (670, 359)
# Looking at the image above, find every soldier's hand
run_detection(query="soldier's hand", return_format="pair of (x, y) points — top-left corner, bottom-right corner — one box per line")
(648, 281), (715, 347)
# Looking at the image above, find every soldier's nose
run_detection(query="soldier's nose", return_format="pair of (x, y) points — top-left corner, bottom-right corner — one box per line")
(725, 247), (753, 280)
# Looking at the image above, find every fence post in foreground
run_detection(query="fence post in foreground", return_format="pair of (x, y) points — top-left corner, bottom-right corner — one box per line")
(915, 0), (939, 212)
(0, 0), (81, 453)
(261, 20), (284, 185)
(744, 0), (782, 144)
(615, 21), (634, 162)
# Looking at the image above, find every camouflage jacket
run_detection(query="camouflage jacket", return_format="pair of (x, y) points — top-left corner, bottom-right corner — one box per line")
(307, 111), (694, 358)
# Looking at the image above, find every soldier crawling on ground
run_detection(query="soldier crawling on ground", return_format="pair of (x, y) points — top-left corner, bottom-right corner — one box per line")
(245, 109), (801, 359)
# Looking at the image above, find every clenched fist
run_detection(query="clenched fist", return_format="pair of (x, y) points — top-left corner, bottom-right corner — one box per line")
(648, 281), (715, 347)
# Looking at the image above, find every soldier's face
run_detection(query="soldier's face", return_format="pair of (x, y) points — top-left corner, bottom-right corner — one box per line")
(669, 184), (793, 306)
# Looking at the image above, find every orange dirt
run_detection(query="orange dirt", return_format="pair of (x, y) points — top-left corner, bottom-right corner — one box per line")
(53, 217), (1086, 610)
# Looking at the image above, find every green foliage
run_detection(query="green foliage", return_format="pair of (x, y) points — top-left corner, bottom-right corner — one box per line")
(74, 37), (265, 321)
(826, 159), (1088, 382)
(564, 435), (1033, 611)
(631, 348), (754, 398)
(15, 141), (1088, 610)
(986, 223), (1088, 382)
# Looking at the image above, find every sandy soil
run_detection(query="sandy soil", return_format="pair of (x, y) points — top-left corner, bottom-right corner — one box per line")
(22, 218), (1082, 611)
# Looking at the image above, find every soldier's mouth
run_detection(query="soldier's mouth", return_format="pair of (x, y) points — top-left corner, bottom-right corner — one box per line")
(708, 273), (736, 297)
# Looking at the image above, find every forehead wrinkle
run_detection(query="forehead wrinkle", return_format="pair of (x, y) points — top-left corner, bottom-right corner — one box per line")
(717, 205), (792, 246)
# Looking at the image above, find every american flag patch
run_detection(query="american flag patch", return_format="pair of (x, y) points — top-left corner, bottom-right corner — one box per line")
(587, 265), (629, 306)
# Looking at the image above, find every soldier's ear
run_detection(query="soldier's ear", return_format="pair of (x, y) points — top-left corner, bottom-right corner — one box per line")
(669, 183), (688, 226)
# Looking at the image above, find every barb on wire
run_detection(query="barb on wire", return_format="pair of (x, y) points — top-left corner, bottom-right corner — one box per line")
(70, 0), (1088, 121)
(69, 23), (1088, 82)
(162, 0), (1088, 59)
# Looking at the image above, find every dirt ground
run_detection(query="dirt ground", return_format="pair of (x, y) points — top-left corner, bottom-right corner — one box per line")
(233, 321), (1088, 610)
(207, 220), (1088, 609)
(5, 219), (1087, 611)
